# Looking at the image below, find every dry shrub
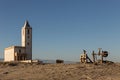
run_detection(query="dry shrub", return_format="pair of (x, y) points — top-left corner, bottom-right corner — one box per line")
(56, 59), (64, 64)
(93, 62), (98, 65)
(8, 62), (18, 66)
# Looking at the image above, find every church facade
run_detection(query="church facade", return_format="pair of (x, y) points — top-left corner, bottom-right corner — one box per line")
(4, 21), (32, 61)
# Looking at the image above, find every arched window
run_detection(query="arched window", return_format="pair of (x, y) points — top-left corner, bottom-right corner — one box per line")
(27, 42), (29, 45)
(19, 49), (21, 53)
(27, 29), (30, 34)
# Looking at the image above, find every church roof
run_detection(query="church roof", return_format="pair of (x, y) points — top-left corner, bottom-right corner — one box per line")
(23, 20), (31, 28)
(5, 46), (25, 50)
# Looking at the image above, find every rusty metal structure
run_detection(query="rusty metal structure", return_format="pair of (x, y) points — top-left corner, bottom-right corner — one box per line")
(80, 50), (93, 63)
(92, 48), (108, 63)
(80, 48), (109, 64)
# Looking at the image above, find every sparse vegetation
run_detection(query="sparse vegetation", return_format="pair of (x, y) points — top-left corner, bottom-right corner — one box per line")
(0, 62), (119, 80)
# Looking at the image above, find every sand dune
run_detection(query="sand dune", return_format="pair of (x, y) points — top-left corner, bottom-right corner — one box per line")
(0, 62), (119, 80)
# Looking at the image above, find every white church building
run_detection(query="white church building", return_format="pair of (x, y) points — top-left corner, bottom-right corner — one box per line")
(4, 21), (32, 62)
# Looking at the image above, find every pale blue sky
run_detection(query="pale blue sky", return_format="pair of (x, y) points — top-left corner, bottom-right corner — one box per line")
(0, 0), (120, 62)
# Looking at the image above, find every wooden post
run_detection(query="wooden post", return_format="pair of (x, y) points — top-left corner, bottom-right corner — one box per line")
(101, 55), (103, 64)
(83, 50), (87, 63)
(92, 51), (95, 63)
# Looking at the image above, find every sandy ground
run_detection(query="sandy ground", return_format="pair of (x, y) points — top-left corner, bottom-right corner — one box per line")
(0, 62), (119, 80)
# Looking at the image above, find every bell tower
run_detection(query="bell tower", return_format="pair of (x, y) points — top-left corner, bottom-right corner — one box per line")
(22, 20), (32, 60)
